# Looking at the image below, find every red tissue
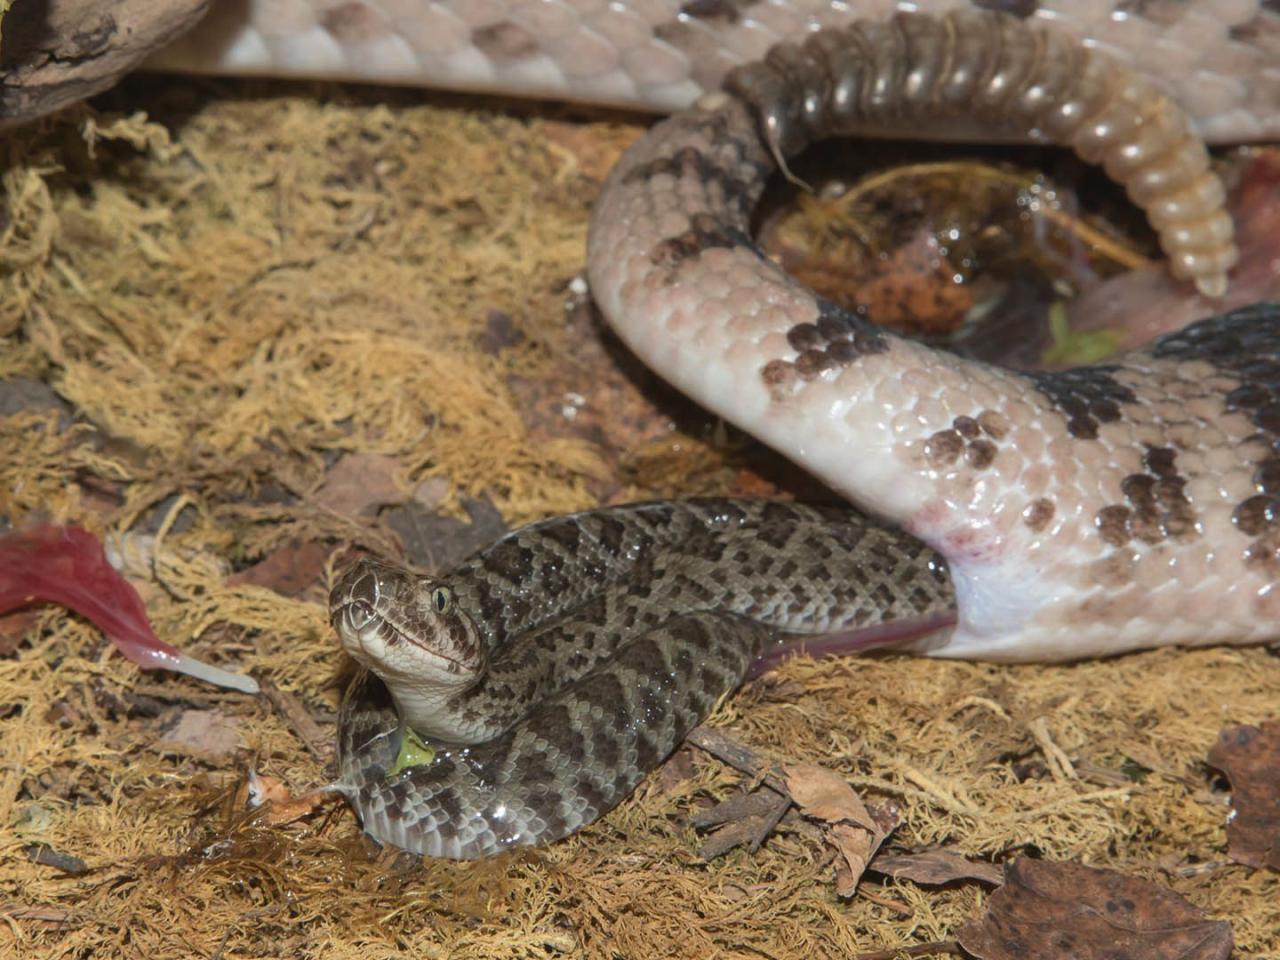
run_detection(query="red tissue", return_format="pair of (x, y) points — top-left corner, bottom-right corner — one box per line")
(0, 524), (257, 692)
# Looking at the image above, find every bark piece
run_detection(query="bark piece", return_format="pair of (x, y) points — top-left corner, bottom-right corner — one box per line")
(1, 0), (210, 125)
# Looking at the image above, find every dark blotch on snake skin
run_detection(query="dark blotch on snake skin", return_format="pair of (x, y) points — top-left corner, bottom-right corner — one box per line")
(925, 430), (963, 468)
(1094, 446), (1197, 548)
(1234, 495), (1279, 537)
(485, 539), (534, 581)
(470, 21), (539, 63)
(1255, 459), (1280, 495)
(1024, 367), (1136, 440)
(1153, 303), (1280, 565)
(787, 300), (889, 360)
(765, 300), (889, 388)
(925, 413), (1004, 471)
(319, 3), (388, 42)
(1231, 8), (1280, 44)
(675, 0), (748, 25)
(1023, 497), (1055, 532)
(650, 216), (759, 273)
(965, 439), (998, 469)
(622, 145), (764, 218)
(1095, 504), (1134, 547)
(973, 0), (1038, 17)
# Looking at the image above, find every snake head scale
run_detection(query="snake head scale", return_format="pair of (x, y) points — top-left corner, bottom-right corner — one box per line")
(331, 558), (489, 735)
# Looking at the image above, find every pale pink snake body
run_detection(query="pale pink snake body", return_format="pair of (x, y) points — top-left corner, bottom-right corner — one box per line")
(150, 1), (1280, 143)
(146, 1), (1280, 658)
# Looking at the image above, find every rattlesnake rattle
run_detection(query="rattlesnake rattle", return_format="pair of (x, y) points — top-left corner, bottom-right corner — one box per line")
(326, 8), (1280, 857)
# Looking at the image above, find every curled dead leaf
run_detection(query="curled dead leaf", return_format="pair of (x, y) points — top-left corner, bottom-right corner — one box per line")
(871, 847), (1004, 887)
(1206, 721), (1280, 870)
(783, 763), (897, 898)
(783, 763), (876, 828)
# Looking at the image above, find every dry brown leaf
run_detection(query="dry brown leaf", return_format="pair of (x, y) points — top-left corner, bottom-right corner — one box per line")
(958, 858), (1232, 960)
(314, 452), (406, 517)
(1206, 721), (1280, 870)
(871, 847), (1004, 887)
(154, 710), (244, 759)
(784, 763), (896, 897)
(783, 763), (877, 828)
(831, 822), (879, 898)
(226, 540), (332, 599)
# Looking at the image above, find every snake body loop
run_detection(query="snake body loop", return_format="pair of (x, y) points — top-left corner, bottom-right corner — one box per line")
(150, 1), (1280, 144)
(722, 9), (1236, 295)
(588, 12), (1280, 664)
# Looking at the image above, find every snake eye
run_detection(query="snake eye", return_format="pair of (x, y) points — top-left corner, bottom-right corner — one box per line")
(431, 587), (452, 614)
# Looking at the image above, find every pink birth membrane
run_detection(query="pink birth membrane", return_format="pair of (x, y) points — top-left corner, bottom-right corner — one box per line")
(0, 524), (258, 693)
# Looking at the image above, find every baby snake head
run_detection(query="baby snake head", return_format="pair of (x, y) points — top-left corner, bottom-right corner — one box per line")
(330, 557), (488, 694)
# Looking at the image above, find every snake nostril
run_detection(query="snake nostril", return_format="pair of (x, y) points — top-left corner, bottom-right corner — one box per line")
(345, 599), (376, 630)
(332, 564), (382, 616)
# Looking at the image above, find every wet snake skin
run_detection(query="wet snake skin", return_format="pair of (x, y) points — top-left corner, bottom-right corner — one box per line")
(332, 500), (954, 858)
(588, 11), (1280, 663)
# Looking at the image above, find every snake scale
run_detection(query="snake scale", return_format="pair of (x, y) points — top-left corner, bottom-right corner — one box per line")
(135, 1), (1280, 855)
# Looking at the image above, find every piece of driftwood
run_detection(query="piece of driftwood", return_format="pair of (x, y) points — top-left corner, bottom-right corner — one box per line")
(1, 0), (208, 125)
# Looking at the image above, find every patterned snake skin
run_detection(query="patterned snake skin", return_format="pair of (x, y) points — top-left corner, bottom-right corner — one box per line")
(152, 1), (1280, 142)
(251, 4), (1280, 856)
(589, 10), (1280, 662)
(332, 500), (954, 858)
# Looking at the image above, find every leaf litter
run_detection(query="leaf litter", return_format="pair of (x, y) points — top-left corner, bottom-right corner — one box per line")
(957, 858), (1233, 960)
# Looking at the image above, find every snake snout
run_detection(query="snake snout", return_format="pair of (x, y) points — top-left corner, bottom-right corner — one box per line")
(329, 561), (407, 659)
(333, 554), (376, 592)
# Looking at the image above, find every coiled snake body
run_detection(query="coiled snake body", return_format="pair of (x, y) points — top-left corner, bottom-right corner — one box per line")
(333, 500), (953, 857)
(230, 3), (1280, 856)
